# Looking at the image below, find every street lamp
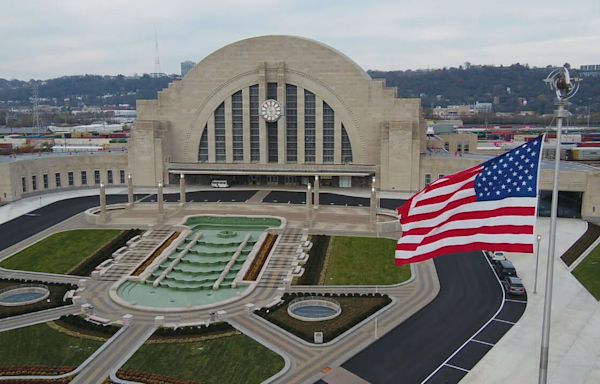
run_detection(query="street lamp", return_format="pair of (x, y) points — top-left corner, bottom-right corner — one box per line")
(534, 234), (542, 294)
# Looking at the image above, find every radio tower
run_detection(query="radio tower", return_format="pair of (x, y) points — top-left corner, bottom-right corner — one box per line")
(153, 31), (162, 77)
(31, 82), (42, 136)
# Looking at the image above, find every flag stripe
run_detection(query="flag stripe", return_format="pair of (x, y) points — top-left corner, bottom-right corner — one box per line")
(396, 233), (534, 258)
(401, 207), (536, 237)
(400, 197), (537, 230)
(400, 216), (536, 242)
(397, 226), (534, 251)
(394, 242), (534, 266)
(414, 174), (479, 207)
(412, 184), (475, 215)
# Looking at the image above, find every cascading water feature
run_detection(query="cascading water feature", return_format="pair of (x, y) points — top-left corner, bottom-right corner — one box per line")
(116, 216), (281, 308)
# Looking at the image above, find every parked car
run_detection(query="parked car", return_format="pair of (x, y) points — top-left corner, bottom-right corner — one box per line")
(502, 276), (526, 296)
(210, 179), (230, 188)
(494, 260), (517, 278)
(487, 251), (506, 263)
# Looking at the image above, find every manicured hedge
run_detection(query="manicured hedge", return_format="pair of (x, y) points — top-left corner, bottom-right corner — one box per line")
(69, 228), (142, 276)
(151, 322), (234, 340)
(54, 315), (120, 339)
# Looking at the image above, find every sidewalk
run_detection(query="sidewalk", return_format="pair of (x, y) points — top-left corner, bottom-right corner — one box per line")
(463, 218), (600, 384)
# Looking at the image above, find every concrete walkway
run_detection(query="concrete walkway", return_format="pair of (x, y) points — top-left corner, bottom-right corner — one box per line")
(462, 218), (600, 384)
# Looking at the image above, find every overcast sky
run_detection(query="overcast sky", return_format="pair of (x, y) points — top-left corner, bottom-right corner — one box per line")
(1, 0), (599, 80)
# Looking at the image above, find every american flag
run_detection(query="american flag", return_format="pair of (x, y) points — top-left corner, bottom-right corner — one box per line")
(395, 136), (544, 266)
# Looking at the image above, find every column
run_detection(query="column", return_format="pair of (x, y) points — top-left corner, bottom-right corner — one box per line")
(99, 182), (107, 216)
(127, 173), (134, 207)
(370, 176), (378, 224)
(179, 173), (186, 205)
(158, 182), (164, 214)
(306, 183), (313, 227)
(313, 175), (320, 209)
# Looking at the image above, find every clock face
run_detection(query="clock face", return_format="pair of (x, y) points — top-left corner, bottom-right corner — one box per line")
(260, 99), (282, 122)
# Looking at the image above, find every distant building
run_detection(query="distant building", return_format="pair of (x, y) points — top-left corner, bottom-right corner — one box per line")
(474, 101), (493, 113)
(180, 60), (195, 77)
(580, 64), (600, 78)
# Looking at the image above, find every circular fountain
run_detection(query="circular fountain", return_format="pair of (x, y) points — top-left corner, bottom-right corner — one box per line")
(288, 297), (342, 321)
(0, 284), (50, 306)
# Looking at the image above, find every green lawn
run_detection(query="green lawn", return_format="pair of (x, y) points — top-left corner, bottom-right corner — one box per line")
(0, 229), (121, 275)
(119, 334), (284, 384)
(0, 323), (103, 371)
(321, 236), (411, 285)
(573, 243), (600, 300)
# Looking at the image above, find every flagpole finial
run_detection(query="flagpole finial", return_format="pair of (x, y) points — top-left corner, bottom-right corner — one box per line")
(544, 65), (581, 101)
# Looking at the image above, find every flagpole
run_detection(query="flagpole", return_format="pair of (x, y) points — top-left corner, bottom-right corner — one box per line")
(538, 98), (564, 384)
(538, 65), (580, 384)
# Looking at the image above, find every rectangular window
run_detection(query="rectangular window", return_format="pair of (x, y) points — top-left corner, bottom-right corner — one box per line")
(68, 172), (74, 186)
(425, 173), (432, 186)
(94, 170), (100, 184)
(32, 175), (37, 191)
(249, 85), (260, 162)
(322, 102), (335, 163)
(464, 143), (470, 152)
(21, 177), (27, 193)
(43, 174), (49, 189)
(304, 90), (316, 163)
(268, 122), (278, 163)
(457, 143), (463, 152)
(119, 170), (126, 184)
(107, 170), (113, 184)
(214, 103), (226, 162)
(438, 174), (445, 179)
(286, 84), (297, 163)
(81, 171), (87, 185)
(267, 82), (278, 100)
(232, 90), (244, 161)
(55, 173), (61, 188)
(444, 142), (449, 151)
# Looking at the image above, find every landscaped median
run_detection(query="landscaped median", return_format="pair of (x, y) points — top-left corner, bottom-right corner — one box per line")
(296, 235), (411, 286)
(0, 279), (75, 319)
(573, 242), (600, 300)
(256, 292), (392, 343)
(116, 324), (285, 384)
(0, 229), (141, 276)
(0, 316), (118, 377)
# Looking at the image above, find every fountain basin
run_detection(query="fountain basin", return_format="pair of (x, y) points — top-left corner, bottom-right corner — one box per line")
(0, 285), (50, 306)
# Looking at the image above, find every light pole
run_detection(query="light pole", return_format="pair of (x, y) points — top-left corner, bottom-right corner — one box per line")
(534, 234), (542, 294)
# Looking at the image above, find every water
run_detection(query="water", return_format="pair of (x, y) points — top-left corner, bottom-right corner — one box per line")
(0, 292), (46, 304)
(291, 305), (338, 318)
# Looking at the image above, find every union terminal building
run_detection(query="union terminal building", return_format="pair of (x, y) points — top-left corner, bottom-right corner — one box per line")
(129, 35), (425, 191)
(1, 35), (599, 219)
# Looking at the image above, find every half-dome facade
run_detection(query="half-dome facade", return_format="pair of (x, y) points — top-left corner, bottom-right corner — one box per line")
(129, 35), (426, 190)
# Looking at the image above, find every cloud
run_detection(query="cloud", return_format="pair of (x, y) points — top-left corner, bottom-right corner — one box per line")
(0, 0), (598, 79)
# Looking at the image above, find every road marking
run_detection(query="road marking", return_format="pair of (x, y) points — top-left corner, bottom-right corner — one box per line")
(420, 251), (508, 384)
(24, 213), (41, 217)
(444, 363), (470, 373)
(505, 298), (527, 304)
(493, 318), (515, 325)
(471, 339), (495, 347)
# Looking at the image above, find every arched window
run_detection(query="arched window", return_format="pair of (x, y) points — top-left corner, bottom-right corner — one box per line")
(342, 124), (353, 163)
(249, 85), (260, 161)
(198, 125), (208, 162)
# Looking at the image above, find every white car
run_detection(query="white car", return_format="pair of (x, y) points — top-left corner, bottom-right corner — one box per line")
(210, 180), (230, 188)
(487, 251), (506, 262)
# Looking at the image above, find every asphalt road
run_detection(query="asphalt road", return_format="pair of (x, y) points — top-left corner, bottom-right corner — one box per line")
(262, 191), (406, 209)
(342, 252), (504, 384)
